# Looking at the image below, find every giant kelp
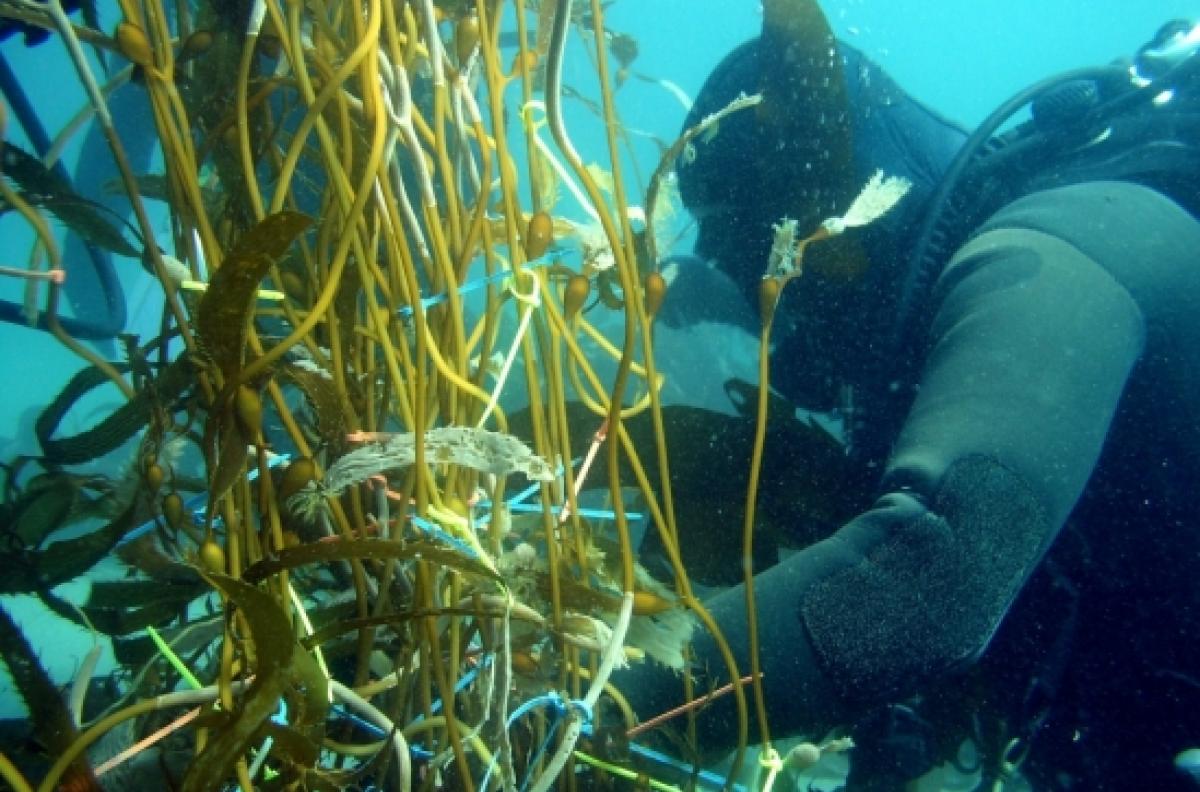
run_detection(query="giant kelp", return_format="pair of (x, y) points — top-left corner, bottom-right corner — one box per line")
(0, 0), (849, 789)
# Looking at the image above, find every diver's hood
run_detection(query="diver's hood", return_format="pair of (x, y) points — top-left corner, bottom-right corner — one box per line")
(675, 0), (968, 412)
(677, 0), (870, 306)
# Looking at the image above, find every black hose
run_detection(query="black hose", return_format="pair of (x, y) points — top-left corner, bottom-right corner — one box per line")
(0, 51), (126, 340)
(898, 50), (1200, 349)
(898, 65), (1127, 336)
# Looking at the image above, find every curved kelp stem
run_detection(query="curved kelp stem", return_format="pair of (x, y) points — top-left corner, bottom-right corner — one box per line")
(0, 0), (755, 788)
(744, 276), (782, 787)
(525, 1), (638, 788)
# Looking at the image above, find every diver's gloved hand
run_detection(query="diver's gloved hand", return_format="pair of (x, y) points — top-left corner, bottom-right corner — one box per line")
(617, 455), (1050, 763)
(610, 531), (856, 759)
(612, 497), (941, 759)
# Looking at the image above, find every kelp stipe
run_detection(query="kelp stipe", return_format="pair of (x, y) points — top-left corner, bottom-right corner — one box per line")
(0, 0), (769, 788)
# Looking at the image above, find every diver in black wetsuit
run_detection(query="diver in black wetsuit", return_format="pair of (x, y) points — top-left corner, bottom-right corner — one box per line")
(628, 7), (1200, 791)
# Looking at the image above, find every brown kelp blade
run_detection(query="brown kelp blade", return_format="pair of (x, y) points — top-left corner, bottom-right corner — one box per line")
(2, 471), (78, 548)
(36, 356), (194, 466)
(181, 573), (320, 792)
(0, 142), (141, 257)
(281, 359), (348, 446)
(195, 210), (313, 378)
(243, 537), (503, 585)
(0, 499), (139, 595)
(0, 604), (97, 786)
(83, 577), (207, 635)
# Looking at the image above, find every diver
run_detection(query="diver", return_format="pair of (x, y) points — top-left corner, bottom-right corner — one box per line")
(623, 5), (1200, 791)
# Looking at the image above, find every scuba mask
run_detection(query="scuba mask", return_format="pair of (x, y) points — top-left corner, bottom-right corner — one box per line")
(677, 0), (871, 314)
(1134, 19), (1200, 83)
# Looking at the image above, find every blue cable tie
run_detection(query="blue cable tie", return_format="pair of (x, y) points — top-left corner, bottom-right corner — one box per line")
(516, 715), (566, 792)
(578, 723), (746, 792)
(330, 704), (384, 736)
(359, 655), (497, 765)
(328, 705), (436, 759)
(321, 699), (741, 792)
(504, 502), (644, 522)
(121, 454), (292, 546)
(497, 457), (573, 513)
(505, 691), (568, 725)
(482, 690), (592, 790)
(565, 697), (592, 725)
(503, 479), (546, 510)
(506, 692), (591, 730)
(471, 459), (573, 530)
(397, 257), (555, 318)
(423, 655), (490, 718)
(408, 514), (485, 561)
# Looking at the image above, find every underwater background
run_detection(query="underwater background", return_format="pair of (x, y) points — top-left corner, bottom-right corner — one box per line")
(0, 0), (1198, 789)
(10, 0), (1200, 449)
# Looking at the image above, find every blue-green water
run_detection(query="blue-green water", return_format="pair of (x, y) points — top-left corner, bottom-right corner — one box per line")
(2, 2), (1200, 789)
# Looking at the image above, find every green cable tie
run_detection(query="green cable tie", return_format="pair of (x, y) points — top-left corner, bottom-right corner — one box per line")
(146, 625), (203, 691)
(572, 749), (682, 792)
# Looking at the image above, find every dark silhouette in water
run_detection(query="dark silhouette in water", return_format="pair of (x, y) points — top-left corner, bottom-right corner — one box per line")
(622, 7), (1200, 790)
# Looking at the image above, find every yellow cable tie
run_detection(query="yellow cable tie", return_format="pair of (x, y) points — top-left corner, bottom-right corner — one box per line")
(180, 279), (286, 301)
(758, 745), (785, 792)
(571, 749), (682, 792)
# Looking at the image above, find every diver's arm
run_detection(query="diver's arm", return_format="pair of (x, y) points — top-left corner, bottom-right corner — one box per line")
(670, 184), (1151, 749)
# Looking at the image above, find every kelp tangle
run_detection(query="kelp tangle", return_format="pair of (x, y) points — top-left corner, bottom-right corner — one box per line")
(0, 0), (854, 789)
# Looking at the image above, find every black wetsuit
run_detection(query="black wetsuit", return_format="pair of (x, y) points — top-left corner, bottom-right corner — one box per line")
(632, 39), (1200, 791)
